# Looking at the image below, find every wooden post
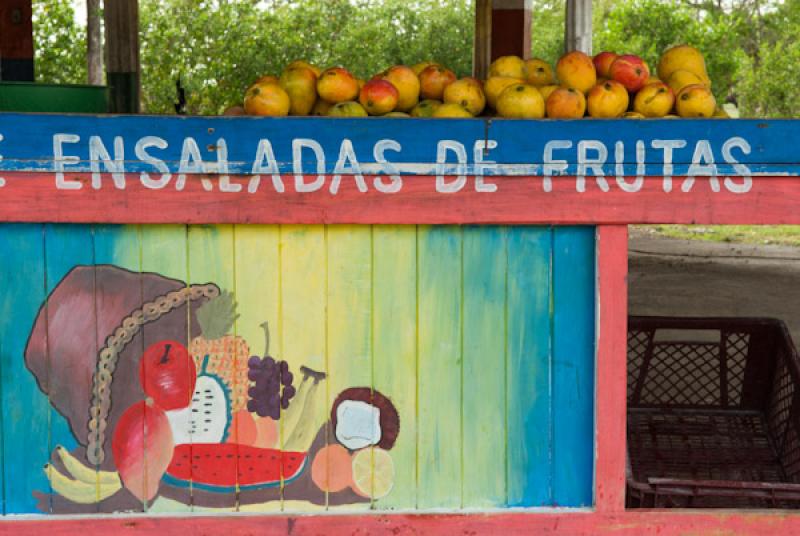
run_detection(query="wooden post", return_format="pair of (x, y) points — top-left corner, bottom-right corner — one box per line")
(490, 0), (531, 61)
(565, 0), (592, 54)
(0, 0), (34, 81)
(104, 0), (140, 113)
(473, 0), (491, 80)
(87, 0), (103, 85)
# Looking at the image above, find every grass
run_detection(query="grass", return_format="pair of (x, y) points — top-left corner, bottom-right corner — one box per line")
(639, 225), (800, 247)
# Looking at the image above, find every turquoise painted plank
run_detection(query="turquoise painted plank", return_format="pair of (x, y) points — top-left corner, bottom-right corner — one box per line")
(0, 224), (47, 513)
(552, 226), (596, 507)
(43, 224), (101, 513)
(417, 226), (462, 509)
(506, 226), (552, 507)
(461, 226), (507, 507)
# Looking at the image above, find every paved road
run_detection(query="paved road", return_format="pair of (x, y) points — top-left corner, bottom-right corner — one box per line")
(629, 228), (800, 345)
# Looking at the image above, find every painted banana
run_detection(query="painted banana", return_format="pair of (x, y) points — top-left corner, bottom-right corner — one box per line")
(56, 446), (121, 487)
(44, 463), (122, 504)
(283, 366), (327, 452)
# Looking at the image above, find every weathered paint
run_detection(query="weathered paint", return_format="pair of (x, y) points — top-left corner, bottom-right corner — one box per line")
(0, 115), (799, 225)
(0, 223), (595, 515)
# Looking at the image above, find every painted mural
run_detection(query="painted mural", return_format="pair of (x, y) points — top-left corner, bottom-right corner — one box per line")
(0, 223), (595, 514)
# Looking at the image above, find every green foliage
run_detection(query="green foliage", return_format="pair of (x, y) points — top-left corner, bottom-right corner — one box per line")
(32, 0), (87, 84)
(139, 0), (473, 114)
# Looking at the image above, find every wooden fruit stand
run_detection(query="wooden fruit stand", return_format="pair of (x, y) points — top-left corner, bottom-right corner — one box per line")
(0, 114), (798, 536)
(2, 0), (800, 534)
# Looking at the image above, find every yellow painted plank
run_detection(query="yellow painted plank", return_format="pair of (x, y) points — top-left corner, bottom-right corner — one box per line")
(279, 225), (327, 513)
(325, 225), (372, 511)
(232, 224), (282, 513)
(372, 225), (417, 510)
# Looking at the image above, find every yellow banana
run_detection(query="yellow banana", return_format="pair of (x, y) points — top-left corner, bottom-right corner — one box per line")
(56, 446), (121, 487)
(44, 463), (121, 504)
(284, 366), (327, 452)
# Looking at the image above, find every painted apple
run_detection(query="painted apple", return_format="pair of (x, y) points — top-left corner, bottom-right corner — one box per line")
(139, 340), (196, 410)
(112, 399), (174, 502)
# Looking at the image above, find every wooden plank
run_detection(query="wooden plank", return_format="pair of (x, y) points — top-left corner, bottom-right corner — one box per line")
(103, 0), (139, 112)
(231, 224), (281, 513)
(552, 226), (595, 507)
(472, 0), (491, 80)
(325, 226), (372, 510)
(461, 225), (507, 507)
(278, 225), (326, 512)
(594, 225), (628, 513)
(13, 510), (800, 535)
(4, 173), (800, 225)
(506, 226), (552, 506)
(491, 0), (532, 60)
(0, 224), (47, 514)
(417, 226), (462, 509)
(186, 224), (237, 511)
(371, 225), (417, 511)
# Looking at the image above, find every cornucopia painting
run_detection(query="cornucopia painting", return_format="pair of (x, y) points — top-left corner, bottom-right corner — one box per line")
(25, 264), (399, 512)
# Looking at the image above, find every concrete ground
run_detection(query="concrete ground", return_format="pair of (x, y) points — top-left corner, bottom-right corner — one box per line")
(629, 227), (800, 344)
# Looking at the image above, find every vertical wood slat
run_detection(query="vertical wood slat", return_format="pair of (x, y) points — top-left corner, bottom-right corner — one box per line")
(232, 224), (281, 513)
(279, 225), (326, 511)
(372, 226), (417, 511)
(0, 224), (48, 513)
(594, 225), (629, 513)
(137, 224), (188, 514)
(506, 226), (553, 506)
(461, 226), (507, 507)
(326, 226), (371, 510)
(552, 227), (596, 506)
(417, 226), (463, 509)
(187, 224), (237, 511)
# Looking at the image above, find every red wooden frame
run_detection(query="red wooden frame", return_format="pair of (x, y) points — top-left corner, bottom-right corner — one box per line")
(1, 224), (794, 534)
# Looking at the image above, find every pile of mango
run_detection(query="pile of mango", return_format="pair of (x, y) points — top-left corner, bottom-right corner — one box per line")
(227, 45), (725, 119)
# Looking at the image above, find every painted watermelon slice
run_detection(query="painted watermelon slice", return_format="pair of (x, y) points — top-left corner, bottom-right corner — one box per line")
(162, 443), (308, 493)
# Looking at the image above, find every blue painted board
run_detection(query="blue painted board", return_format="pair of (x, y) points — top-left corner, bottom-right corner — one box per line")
(552, 227), (596, 507)
(0, 114), (794, 177)
(506, 226), (553, 507)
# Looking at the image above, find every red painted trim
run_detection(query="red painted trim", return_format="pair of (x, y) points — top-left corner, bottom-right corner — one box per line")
(595, 226), (628, 513)
(3, 511), (800, 535)
(1, 173), (799, 225)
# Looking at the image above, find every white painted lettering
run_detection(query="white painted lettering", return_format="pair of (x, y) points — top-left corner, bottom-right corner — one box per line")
(651, 139), (687, 192)
(543, 140), (572, 192)
(474, 140), (498, 193)
(435, 140), (467, 193)
(722, 137), (753, 194)
(135, 136), (172, 189)
(615, 141), (645, 193)
(250, 139), (284, 193)
(330, 139), (367, 194)
(176, 137), (209, 191)
(292, 138), (325, 192)
(577, 140), (609, 192)
(215, 139), (243, 193)
(89, 136), (126, 190)
(53, 133), (82, 190)
(373, 139), (402, 193)
(684, 139), (719, 192)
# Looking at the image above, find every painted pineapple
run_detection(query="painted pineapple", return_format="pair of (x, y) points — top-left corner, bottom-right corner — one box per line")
(189, 291), (251, 412)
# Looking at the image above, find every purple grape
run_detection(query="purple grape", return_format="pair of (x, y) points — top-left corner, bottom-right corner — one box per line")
(248, 355), (261, 368)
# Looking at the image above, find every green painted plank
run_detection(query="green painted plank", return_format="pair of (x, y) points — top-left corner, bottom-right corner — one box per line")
(506, 226), (553, 507)
(372, 225), (417, 511)
(552, 226), (596, 507)
(417, 226), (462, 509)
(462, 226), (508, 508)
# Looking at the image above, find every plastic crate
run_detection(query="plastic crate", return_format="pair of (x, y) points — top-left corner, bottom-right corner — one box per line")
(627, 316), (800, 508)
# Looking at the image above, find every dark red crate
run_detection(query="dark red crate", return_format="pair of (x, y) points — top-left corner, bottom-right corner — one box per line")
(627, 316), (800, 508)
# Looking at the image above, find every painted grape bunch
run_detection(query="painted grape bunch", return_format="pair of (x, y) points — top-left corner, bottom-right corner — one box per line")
(247, 322), (296, 419)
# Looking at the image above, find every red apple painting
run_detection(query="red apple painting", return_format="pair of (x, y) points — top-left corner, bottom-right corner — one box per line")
(139, 340), (196, 411)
